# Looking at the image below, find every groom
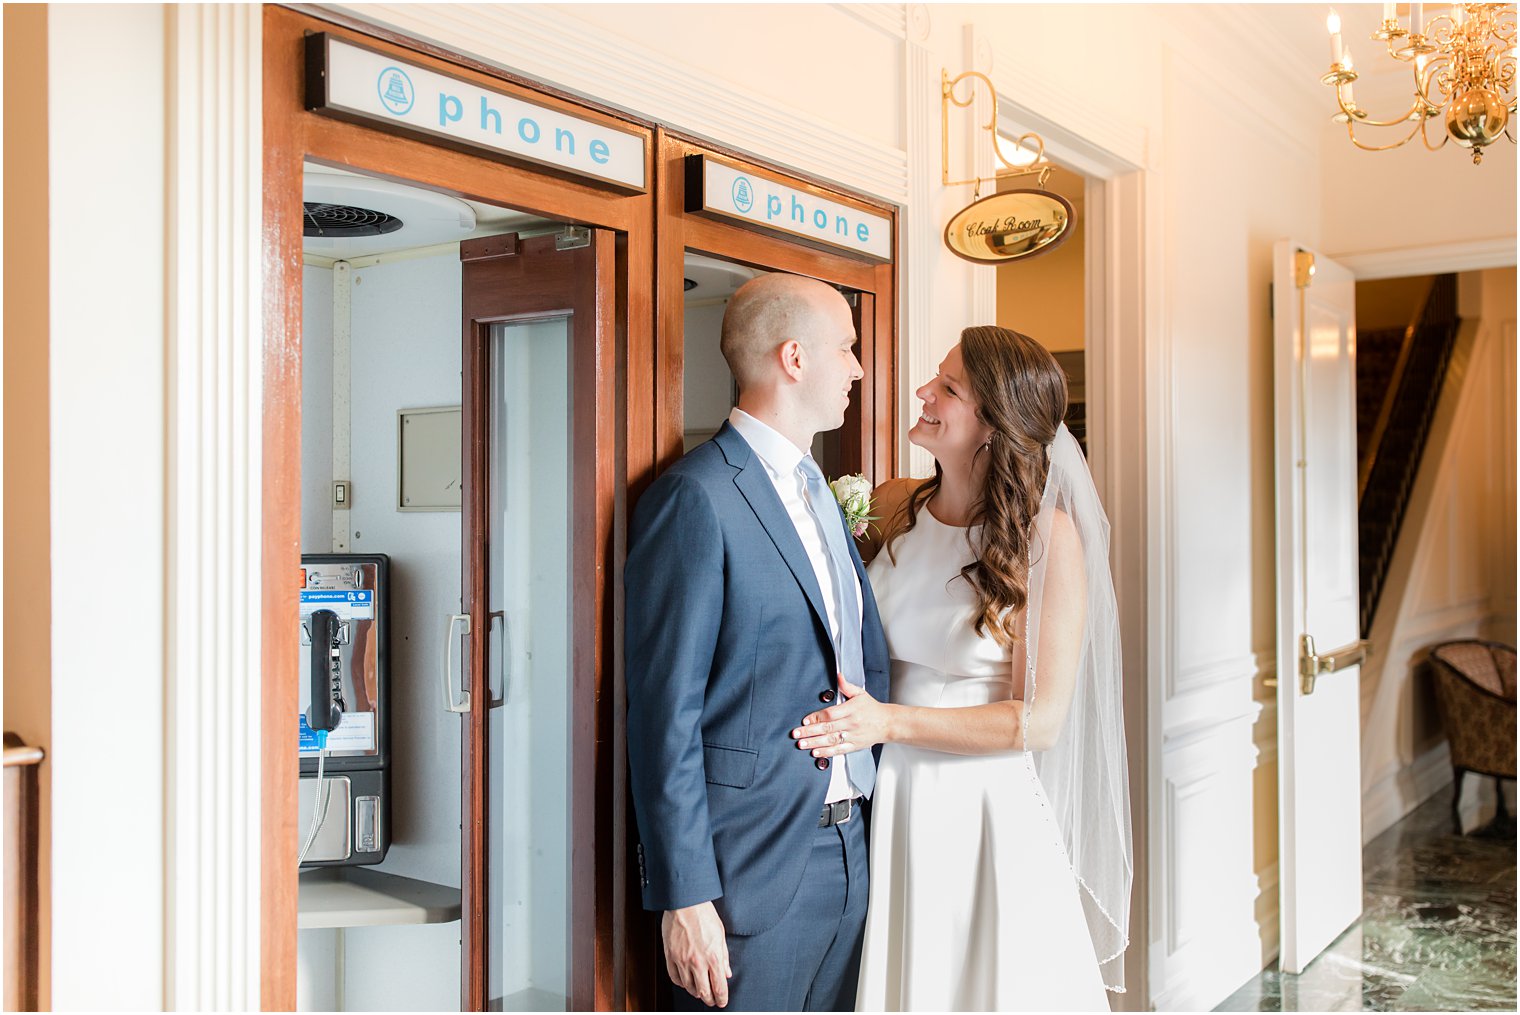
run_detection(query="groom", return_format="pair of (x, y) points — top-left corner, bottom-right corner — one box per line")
(626, 274), (891, 1011)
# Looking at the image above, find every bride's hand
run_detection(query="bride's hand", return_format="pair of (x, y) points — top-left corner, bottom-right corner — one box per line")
(790, 677), (895, 758)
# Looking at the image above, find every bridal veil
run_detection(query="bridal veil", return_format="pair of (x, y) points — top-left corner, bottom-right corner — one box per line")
(1023, 421), (1133, 993)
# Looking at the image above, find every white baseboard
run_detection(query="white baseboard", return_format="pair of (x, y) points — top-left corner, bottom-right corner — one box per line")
(1253, 861), (1281, 970)
(1362, 742), (1455, 843)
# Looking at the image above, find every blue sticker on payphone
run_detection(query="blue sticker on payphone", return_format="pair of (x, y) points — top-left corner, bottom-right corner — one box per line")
(299, 589), (375, 619)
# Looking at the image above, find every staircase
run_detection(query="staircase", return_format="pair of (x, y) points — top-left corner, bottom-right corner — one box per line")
(1357, 274), (1461, 636)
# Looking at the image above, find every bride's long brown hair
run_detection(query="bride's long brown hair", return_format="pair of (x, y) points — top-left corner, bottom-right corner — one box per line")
(886, 325), (1068, 648)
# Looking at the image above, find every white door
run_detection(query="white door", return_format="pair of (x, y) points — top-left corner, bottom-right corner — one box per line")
(1271, 241), (1368, 974)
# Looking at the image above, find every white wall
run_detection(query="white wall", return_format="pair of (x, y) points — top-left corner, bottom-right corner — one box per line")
(298, 249), (463, 1010)
(46, 5), (166, 1009)
(1360, 269), (1518, 841)
(302, 265), (335, 551)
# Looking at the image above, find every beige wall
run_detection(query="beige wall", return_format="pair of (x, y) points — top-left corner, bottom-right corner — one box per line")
(996, 164), (1086, 353)
(1322, 125), (1517, 258)
(3, 7), (51, 1007)
(1358, 274), (1437, 331)
(1359, 268), (1518, 839)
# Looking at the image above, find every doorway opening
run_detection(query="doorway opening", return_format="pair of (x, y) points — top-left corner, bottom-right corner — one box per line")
(993, 159), (1091, 458)
(296, 163), (591, 1012)
(679, 250), (859, 478)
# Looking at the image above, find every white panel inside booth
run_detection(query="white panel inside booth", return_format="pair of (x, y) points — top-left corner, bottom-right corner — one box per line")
(302, 265), (335, 550)
(299, 248), (464, 1010)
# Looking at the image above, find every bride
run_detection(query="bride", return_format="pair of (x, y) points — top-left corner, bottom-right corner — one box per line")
(790, 325), (1132, 1011)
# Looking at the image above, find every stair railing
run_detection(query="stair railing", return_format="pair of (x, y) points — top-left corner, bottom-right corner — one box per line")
(1358, 275), (1436, 499)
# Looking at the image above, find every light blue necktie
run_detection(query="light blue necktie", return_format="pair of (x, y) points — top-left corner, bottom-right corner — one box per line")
(798, 456), (876, 799)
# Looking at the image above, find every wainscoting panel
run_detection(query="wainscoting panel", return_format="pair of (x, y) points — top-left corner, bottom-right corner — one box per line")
(1154, 716), (1267, 1011)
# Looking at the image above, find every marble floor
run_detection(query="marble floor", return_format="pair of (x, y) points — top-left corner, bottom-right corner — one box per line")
(1216, 781), (1516, 1012)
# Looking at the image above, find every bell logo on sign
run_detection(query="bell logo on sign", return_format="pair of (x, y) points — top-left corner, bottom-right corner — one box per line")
(731, 176), (755, 213)
(377, 67), (414, 116)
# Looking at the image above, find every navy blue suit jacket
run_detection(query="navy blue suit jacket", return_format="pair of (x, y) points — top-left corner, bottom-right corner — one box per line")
(625, 422), (890, 936)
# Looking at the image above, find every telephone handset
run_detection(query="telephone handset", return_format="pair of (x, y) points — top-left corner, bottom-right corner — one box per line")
(306, 608), (347, 733)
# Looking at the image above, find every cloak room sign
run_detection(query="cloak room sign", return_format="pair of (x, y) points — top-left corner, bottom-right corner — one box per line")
(305, 34), (647, 192)
(684, 154), (892, 263)
(943, 190), (1075, 265)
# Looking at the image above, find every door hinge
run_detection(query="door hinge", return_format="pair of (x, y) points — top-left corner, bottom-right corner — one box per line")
(555, 225), (592, 251)
(1293, 250), (1316, 289)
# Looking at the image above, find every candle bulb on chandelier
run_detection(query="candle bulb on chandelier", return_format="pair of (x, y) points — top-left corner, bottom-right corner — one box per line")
(1327, 8), (1344, 63)
(1453, 5), (1465, 28)
(1411, 3), (1423, 35)
(1383, 1), (1396, 22)
(1343, 48), (1356, 105)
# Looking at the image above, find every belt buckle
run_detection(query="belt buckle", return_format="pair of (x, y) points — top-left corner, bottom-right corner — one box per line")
(833, 798), (853, 825)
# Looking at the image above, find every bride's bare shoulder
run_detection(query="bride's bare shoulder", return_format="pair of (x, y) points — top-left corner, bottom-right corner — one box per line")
(860, 477), (928, 563)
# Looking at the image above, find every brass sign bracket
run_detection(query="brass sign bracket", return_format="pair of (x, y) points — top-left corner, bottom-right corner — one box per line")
(942, 69), (1052, 195)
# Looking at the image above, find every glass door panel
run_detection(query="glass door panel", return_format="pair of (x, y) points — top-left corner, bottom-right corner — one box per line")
(488, 316), (573, 1011)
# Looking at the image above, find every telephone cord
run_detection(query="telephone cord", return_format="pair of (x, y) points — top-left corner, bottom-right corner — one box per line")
(296, 732), (332, 866)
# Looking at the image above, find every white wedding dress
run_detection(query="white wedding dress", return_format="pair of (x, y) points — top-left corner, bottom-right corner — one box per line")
(855, 506), (1111, 1012)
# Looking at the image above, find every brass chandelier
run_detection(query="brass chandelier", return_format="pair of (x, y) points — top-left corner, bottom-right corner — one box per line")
(1321, 3), (1516, 163)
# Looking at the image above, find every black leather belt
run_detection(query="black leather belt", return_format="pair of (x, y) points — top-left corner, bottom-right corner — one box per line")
(819, 798), (856, 827)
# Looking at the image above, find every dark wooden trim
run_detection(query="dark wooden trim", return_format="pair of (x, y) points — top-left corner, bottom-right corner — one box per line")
(262, 10), (306, 1007)
(459, 307), (490, 1013)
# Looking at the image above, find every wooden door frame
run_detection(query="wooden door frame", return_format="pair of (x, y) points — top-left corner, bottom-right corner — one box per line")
(262, 7), (655, 1009)
(651, 130), (897, 482)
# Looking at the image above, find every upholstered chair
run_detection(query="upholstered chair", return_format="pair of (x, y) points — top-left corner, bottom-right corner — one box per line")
(1429, 639), (1517, 833)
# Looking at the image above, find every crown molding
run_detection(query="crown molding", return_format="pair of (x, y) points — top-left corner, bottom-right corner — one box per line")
(321, 3), (911, 203)
(834, 2), (907, 39)
(1332, 237), (1518, 279)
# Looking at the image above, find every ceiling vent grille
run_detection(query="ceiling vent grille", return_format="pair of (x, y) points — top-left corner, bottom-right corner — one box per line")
(303, 202), (404, 238)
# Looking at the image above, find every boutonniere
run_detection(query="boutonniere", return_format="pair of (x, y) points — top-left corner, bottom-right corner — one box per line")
(829, 474), (878, 539)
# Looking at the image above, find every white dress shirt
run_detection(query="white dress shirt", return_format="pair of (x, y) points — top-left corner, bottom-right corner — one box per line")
(728, 408), (863, 803)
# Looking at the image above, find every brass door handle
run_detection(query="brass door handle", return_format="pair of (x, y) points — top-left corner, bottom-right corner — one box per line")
(1297, 634), (1370, 695)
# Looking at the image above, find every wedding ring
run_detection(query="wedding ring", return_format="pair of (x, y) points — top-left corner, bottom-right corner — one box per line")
(838, 731), (848, 744)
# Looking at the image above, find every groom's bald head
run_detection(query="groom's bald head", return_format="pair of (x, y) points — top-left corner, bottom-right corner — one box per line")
(720, 274), (843, 391)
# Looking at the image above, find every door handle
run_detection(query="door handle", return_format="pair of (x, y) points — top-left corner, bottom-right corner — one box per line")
(487, 610), (508, 709)
(1297, 633), (1370, 695)
(443, 613), (472, 713)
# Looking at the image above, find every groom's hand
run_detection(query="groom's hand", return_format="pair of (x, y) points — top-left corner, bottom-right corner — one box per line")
(663, 901), (732, 1008)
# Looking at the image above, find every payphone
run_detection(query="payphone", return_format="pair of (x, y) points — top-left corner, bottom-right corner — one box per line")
(298, 553), (391, 867)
